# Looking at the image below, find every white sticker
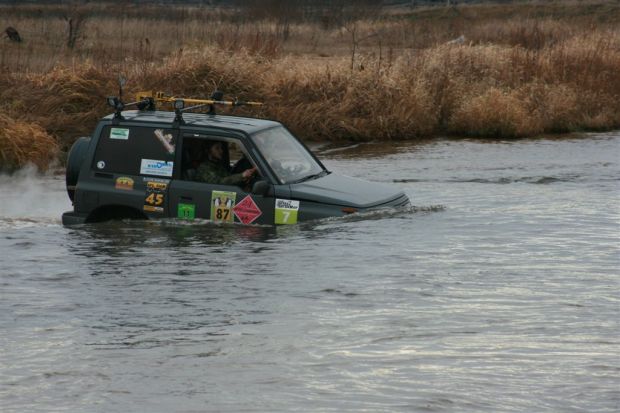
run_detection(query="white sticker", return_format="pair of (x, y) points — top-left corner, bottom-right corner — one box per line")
(96, 160), (106, 169)
(110, 128), (130, 140)
(275, 199), (300, 224)
(154, 129), (175, 154)
(140, 159), (173, 177)
(276, 199), (300, 210)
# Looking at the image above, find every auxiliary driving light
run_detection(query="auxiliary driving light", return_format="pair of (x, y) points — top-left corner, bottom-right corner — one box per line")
(174, 99), (185, 110)
(210, 90), (224, 101)
(107, 96), (119, 108)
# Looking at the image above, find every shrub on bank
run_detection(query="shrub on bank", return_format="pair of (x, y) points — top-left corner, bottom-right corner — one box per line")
(0, 114), (59, 172)
(448, 87), (535, 138)
(1, 66), (114, 152)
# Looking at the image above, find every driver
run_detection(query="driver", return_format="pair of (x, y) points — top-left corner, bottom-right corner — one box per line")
(195, 141), (256, 186)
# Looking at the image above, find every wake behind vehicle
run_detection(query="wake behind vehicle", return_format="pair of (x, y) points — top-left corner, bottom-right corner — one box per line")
(62, 91), (409, 226)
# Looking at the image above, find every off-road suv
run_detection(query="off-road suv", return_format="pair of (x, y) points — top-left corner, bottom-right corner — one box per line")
(62, 92), (409, 226)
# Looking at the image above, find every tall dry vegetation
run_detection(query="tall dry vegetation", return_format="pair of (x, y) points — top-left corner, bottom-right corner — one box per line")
(0, 114), (59, 172)
(0, 1), (619, 170)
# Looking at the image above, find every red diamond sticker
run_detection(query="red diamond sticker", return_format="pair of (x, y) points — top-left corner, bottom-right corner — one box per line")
(233, 195), (262, 225)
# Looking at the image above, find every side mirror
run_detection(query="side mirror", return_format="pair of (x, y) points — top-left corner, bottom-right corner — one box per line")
(251, 180), (271, 196)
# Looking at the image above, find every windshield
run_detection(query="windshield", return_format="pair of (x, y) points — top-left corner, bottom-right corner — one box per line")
(251, 126), (324, 184)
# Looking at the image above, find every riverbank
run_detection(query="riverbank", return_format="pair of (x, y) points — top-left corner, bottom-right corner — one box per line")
(1, 1), (619, 170)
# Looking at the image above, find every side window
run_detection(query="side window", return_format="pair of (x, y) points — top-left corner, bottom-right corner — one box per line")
(180, 137), (208, 181)
(92, 126), (176, 176)
(228, 141), (246, 166)
(180, 136), (257, 186)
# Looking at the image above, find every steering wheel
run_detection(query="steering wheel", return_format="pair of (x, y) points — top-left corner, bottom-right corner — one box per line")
(232, 156), (253, 174)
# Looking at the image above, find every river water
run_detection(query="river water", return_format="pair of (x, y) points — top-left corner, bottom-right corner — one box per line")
(1, 133), (618, 412)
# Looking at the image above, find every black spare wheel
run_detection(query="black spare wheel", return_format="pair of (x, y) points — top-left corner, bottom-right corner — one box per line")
(65, 137), (91, 202)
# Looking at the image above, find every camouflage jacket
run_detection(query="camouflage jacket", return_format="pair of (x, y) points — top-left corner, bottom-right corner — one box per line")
(195, 160), (244, 186)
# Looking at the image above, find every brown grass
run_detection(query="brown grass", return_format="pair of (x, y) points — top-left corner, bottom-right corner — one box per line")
(1, 65), (115, 148)
(0, 1), (620, 169)
(0, 114), (59, 172)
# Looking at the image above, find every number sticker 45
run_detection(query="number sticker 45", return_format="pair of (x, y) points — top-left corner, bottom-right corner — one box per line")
(145, 192), (164, 206)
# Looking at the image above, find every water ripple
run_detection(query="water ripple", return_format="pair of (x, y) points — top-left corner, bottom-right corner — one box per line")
(1, 135), (619, 412)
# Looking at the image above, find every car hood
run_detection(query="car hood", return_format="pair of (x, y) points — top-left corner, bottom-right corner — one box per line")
(289, 173), (406, 208)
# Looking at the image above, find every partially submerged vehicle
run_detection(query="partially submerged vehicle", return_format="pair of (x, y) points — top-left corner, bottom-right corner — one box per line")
(62, 91), (409, 226)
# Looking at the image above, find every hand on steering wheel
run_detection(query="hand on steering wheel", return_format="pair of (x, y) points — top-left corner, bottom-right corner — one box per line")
(242, 167), (257, 181)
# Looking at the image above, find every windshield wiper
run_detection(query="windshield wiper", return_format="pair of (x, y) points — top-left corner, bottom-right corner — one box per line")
(292, 170), (329, 184)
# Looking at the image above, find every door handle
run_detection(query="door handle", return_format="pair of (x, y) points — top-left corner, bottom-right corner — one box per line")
(94, 172), (113, 179)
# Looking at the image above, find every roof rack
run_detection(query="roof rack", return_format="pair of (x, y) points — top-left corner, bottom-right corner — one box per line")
(106, 96), (155, 122)
(106, 90), (263, 126)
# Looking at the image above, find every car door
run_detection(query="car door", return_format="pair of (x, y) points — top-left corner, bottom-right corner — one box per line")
(89, 124), (178, 219)
(168, 133), (276, 225)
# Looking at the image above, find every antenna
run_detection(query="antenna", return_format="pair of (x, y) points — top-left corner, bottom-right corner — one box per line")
(118, 75), (126, 102)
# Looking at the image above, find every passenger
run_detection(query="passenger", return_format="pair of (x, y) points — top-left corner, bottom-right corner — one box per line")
(195, 141), (256, 186)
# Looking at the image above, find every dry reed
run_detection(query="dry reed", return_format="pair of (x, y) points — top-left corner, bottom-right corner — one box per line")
(0, 1), (619, 170)
(0, 114), (59, 172)
(1, 65), (115, 150)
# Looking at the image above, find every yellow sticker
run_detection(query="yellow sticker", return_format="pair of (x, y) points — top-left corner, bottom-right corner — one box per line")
(211, 190), (236, 223)
(275, 199), (300, 224)
(115, 177), (134, 191)
(143, 181), (166, 213)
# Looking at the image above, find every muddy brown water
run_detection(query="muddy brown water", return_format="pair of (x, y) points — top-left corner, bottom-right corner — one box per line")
(1, 133), (619, 412)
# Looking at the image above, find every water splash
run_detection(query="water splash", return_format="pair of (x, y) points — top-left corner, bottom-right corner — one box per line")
(0, 166), (70, 228)
(315, 204), (446, 225)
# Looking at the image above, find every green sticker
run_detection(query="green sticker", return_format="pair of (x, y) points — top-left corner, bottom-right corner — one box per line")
(177, 203), (196, 220)
(275, 199), (300, 224)
(211, 191), (236, 223)
(110, 127), (130, 140)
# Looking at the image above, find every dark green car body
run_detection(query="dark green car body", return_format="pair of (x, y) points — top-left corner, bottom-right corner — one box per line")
(62, 110), (409, 226)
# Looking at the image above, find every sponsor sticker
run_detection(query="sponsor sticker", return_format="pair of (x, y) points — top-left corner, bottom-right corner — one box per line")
(115, 176), (134, 191)
(110, 128), (130, 140)
(210, 190), (236, 223)
(142, 177), (169, 184)
(143, 181), (166, 213)
(275, 199), (300, 224)
(233, 195), (262, 225)
(154, 129), (175, 155)
(140, 159), (173, 177)
(177, 203), (196, 220)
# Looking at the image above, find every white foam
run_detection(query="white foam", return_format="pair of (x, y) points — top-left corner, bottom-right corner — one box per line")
(0, 165), (70, 225)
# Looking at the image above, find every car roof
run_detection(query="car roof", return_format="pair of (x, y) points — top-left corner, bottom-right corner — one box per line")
(103, 110), (282, 134)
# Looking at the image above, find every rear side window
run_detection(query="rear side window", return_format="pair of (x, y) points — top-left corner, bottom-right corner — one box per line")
(92, 126), (177, 176)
